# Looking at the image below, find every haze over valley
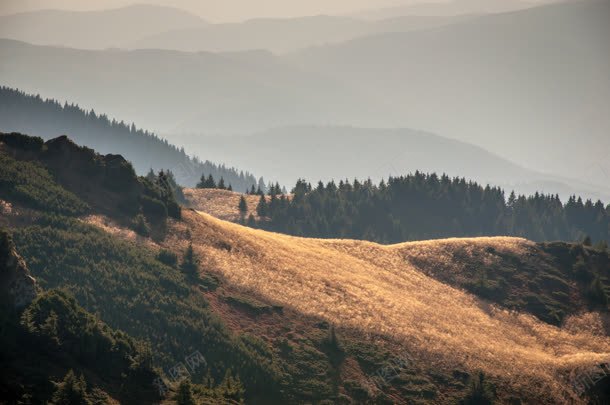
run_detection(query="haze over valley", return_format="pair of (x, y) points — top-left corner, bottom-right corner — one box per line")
(1, 1), (610, 404)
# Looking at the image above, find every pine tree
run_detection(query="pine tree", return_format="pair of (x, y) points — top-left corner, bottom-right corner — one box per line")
(175, 380), (196, 405)
(51, 370), (91, 405)
(196, 173), (207, 189)
(145, 168), (156, 182)
(256, 195), (268, 218)
(180, 243), (198, 276)
(205, 174), (216, 189)
(238, 195), (248, 220)
(218, 177), (226, 190)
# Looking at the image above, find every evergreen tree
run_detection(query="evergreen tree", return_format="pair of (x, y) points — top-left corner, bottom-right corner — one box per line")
(256, 195), (268, 218)
(196, 173), (207, 189)
(583, 235), (593, 246)
(145, 168), (156, 182)
(205, 174), (216, 189)
(180, 243), (198, 276)
(51, 370), (91, 405)
(588, 276), (608, 308)
(218, 177), (226, 190)
(175, 380), (196, 405)
(238, 195), (248, 220)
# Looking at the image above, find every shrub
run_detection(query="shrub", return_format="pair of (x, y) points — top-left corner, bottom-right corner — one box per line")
(587, 276), (608, 309)
(460, 372), (495, 405)
(180, 243), (199, 277)
(156, 249), (178, 267)
(132, 213), (150, 237)
(140, 195), (168, 223)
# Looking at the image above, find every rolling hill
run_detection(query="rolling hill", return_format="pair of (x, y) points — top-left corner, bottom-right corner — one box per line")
(0, 4), (206, 49)
(158, 208), (610, 403)
(187, 125), (610, 202)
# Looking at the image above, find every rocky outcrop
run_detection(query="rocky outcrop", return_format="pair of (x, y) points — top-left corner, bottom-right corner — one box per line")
(0, 229), (37, 308)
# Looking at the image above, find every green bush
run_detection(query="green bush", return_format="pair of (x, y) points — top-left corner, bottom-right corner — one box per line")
(156, 249), (178, 267)
(0, 152), (88, 216)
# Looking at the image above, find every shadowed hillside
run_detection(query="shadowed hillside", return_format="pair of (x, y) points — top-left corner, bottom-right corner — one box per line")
(0, 87), (262, 190)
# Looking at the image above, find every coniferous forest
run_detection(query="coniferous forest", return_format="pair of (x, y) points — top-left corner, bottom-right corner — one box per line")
(252, 174), (610, 244)
(0, 86), (263, 191)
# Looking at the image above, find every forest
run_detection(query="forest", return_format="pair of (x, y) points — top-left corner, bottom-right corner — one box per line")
(0, 86), (263, 191)
(251, 174), (610, 244)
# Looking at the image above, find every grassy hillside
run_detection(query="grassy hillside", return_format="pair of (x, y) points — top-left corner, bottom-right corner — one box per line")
(184, 188), (265, 222)
(3, 133), (610, 403)
(155, 208), (610, 403)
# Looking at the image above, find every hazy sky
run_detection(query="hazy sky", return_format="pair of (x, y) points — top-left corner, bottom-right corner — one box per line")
(0, 0), (500, 22)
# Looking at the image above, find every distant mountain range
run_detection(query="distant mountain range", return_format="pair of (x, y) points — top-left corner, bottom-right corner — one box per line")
(348, 0), (557, 19)
(288, 0), (610, 187)
(0, 0), (608, 197)
(0, 4), (206, 49)
(186, 125), (610, 202)
(130, 14), (473, 53)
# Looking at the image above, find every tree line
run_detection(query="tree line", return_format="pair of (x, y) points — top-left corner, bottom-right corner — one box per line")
(248, 173), (610, 244)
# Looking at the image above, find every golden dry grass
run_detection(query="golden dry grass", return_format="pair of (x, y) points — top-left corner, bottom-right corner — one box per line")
(164, 210), (610, 402)
(183, 188), (264, 221)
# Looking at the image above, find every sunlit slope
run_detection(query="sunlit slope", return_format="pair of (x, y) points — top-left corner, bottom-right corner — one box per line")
(171, 209), (610, 401)
(184, 188), (262, 221)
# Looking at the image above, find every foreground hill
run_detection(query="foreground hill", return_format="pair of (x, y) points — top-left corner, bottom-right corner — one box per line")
(3, 133), (610, 403)
(0, 5), (206, 49)
(162, 209), (610, 403)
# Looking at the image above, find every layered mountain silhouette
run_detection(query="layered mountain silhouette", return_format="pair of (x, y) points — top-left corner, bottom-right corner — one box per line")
(191, 125), (610, 202)
(130, 14), (473, 53)
(0, 4), (206, 49)
(1, 0), (608, 195)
